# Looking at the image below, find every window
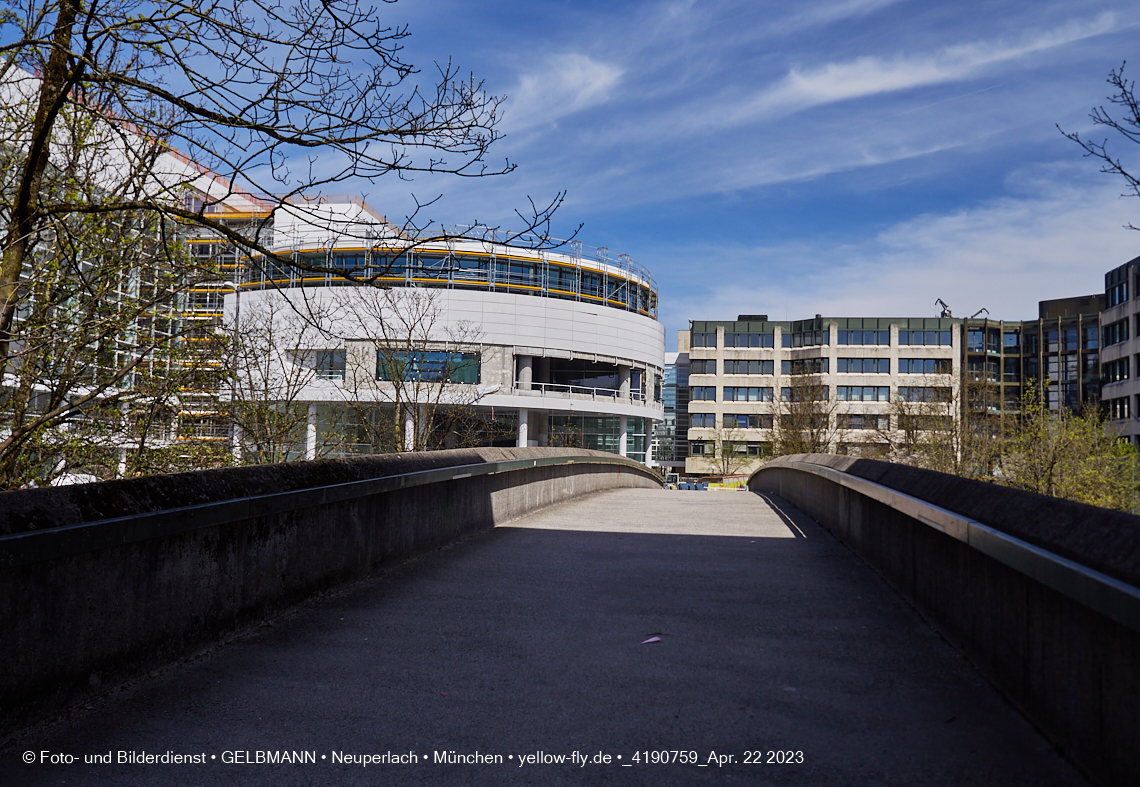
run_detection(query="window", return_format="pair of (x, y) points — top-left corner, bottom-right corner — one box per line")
(899, 358), (952, 374)
(838, 414), (889, 430)
(723, 413), (773, 429)
(837, 330), (890, 345)
(1107, 396), (1131, 421)
(690, 332), (718, 347)
(724, 441), (770, 456)
(690, 359), (716, 375)
(724, 359), (774, 375)
(1108, 280), (1128, 307)
(1104, 320), (1129, 347)
(689, 413), (716, 428)
(689, 440), (711, 455)
(1003, 331), (1020, 353)
(781, 358), (828, 375)
(723, 386), (773, 402)
(900, 330), (953, 346)
(1085, 326), (1099, 350)
(724, 333), (774, 348)
(836, 386), (889, 402)
(899, 414), (954, 432)
(290, 349), (347, 381)
(838, 357), (890, 374)
(377, 350), (480, 384)
(781, 385), (829, 402)
(897, 386), (951, 402)
(690, 386), (717, 401)
(1104, 358), (1130, 383)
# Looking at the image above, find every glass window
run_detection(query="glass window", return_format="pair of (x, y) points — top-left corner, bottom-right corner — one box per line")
(838, 358), (890, 374)
(691, 359), (716, 375)
(690, 413), (716, 428)
(899, 358), (952, 374)
(377, 350), (480, 384)
(690, 386), (716, 401)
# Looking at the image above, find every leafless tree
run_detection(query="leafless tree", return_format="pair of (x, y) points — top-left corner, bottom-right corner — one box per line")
(0, 0), (567, 486)
(333, 286), (492, 453)
(1060, 61), (1140, 230)
(772, 374), (842, 455)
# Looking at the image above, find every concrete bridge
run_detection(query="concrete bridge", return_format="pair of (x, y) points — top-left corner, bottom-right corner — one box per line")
(1, 450), (1137, 785)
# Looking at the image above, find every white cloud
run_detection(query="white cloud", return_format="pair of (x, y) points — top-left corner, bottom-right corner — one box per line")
(659, 168), (1140, 341)
(737, 13), (1117, 121)
(502, 53), (623, 133)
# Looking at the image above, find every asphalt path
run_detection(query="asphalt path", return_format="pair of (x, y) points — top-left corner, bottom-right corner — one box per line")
(3, 488), (1089, 786)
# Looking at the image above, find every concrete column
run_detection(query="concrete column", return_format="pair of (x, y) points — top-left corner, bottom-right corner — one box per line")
(232, 424), (243, 464)
(517, 408), (529, 448)
(618, 365), (631, 399)
(305, 403), (317, 460)
(517, 354), (533, 391)
(619, 414), (628, 457)
(536, 412), (550, 447)
(418, 404), (429, 446)
(404, 406), (415, 452)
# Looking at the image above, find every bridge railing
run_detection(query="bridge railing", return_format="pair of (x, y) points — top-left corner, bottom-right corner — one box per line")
(0, 448), (659, 736)
(750, 454), (1140, 787)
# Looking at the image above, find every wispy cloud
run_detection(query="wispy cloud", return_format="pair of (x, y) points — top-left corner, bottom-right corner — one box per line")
(659, 168), (1138, 340)
(746, 13), (1116, 119)
(501, 53), (623, 133)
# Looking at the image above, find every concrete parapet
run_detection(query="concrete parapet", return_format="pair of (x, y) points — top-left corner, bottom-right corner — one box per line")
(0, 449), (658, 735)
(750, 455), (1140, 787)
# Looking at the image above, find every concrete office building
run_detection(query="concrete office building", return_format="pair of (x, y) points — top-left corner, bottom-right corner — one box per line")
(1101, 255), (1140, 444)
(684, 316), (960, 476)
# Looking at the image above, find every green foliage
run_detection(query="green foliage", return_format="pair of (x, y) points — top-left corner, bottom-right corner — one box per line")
(997, 395), (1139, 512)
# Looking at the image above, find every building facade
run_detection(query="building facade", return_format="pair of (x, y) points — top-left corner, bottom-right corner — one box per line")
(684, 315), (960, 476)
(1101, 255), (1140, 444)
(211, 198), (665, 463)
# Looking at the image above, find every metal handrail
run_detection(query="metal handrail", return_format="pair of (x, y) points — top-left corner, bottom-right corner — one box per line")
(514, 380), (646, 402)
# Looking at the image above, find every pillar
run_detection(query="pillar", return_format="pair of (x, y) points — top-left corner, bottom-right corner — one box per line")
(618, 365), (631, 399)
(619, 414), (628, 457)
(517, 408), (529, 448)
(305, 403), (317, 460)
(517, 354), (533, 391)
(404, 406), (415, 452)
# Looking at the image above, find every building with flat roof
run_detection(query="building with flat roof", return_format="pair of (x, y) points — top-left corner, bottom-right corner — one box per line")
(210, 197), (665, 463)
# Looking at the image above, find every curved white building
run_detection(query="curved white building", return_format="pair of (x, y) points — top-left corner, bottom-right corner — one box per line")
(213, 197), (665, 463)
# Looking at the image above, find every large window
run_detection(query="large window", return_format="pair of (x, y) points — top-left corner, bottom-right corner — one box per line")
(689, 413), (716, 428)
(690, 332), (718, 347)
(1104, 358), (1130, 383)
(723, 413), (773, 429)
(724, 359), (774, 375)
(377, 350), (480, 383)
(1104, 320), (1129, 347)
(838, 414), (888, 430)
(723, 386), (773, 402)
(897, 386), (951, 402)
(899, 358), (952, 374)
(837, 330), (889, 345)
(291, 349), (346, 381)
(782, 358), (828, 375)
(690, 386), (717, 401)
(690, 359), (716, 375)
(837, 386), (889, 402)
(724, 333), (774, 348)
(838, 357), (889, 374)
(900, 330), (952, 346)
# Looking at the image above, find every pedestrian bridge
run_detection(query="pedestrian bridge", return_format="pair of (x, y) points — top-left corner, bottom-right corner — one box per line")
(1, 450), (1136, 785)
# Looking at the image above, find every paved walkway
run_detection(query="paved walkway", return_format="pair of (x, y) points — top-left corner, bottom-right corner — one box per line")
(4, 489), (1087, 786)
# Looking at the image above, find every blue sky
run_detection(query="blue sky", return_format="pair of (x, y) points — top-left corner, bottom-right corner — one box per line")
(360, 0), (1140, 348)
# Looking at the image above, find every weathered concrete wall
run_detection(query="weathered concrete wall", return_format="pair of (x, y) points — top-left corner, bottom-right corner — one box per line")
(750, 455), (1140, 787)
(0, 449), (658, 734)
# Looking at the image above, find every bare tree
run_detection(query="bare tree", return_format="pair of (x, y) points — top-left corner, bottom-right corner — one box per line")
(0, 0), (566, 487)
(227, 291), (347, 464)
(334, 286), (491, 453)
(773, 374), (841, 455)
(1060, 62), (1140, 231)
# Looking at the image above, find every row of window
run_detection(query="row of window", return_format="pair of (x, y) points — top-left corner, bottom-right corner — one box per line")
(1105, 320), (1129, 347)
(691, 358), (951, 376)
(689, 384), (951, 403)
(692, 328), (953, 348)
(689, 413), (955, 433)
(284, 349), (482, 384)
